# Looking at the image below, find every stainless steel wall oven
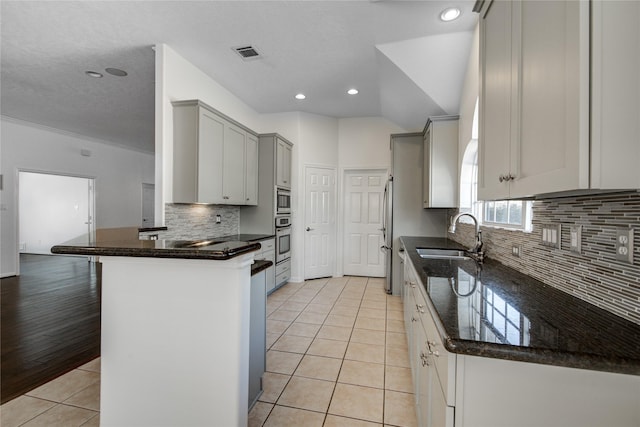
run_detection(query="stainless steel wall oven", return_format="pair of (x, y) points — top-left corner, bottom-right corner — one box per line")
(275, 215), (291, 263)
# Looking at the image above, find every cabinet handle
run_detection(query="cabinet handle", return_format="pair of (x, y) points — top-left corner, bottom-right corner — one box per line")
(427, 341), (440, 357)
(499, 173), (517, 183)
(246, 198), (250, 201)
(420, 351), (429, 367)
(411, 317), (418, 323)
(223, 196), (229, 200)
(415, 304), (425, 313)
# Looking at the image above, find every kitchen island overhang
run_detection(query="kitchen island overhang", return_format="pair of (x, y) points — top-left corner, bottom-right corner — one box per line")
(51, 239), (261, 427)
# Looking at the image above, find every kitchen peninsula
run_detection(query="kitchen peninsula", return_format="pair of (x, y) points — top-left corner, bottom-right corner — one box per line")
(51, 237), (262, 427)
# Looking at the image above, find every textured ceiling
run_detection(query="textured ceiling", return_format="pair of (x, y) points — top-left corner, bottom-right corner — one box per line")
(1, 1), (476, 153)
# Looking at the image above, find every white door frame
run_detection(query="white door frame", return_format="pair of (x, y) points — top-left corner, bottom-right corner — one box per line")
(339, 167), (388, 277)
(15, 168), (96, 275)
(303, 165), (337, 280)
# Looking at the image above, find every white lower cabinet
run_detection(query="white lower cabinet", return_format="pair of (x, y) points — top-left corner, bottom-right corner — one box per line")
(405, 261), (455, 427)
(404, 255), (640, 427)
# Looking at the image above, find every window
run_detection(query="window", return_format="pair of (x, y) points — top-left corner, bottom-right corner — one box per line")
(459, 98), (532, 231)
(484, 200), (526, 227)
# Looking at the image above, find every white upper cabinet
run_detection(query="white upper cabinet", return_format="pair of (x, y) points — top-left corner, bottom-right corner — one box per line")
(276, 138), (292, 189)
(423, 116), (459, 208)
(478, 0), (640, 200)
(590, 0), (640, 189)
(478, 0), (590, 200)
(478, 1), (589, 199)
(172, 100), (258, 205)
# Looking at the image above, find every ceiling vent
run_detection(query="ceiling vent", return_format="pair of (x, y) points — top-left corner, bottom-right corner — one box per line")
(233, 45), (261, 61)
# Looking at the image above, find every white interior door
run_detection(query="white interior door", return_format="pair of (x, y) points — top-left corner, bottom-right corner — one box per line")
(142, 183), (155, 227)
(304, 166), (335, 280)
(19, 171), (95, 254)
(343, 170), (386, 277)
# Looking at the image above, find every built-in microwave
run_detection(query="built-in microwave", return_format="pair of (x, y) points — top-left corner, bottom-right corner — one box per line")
(276, 187), (291, 214)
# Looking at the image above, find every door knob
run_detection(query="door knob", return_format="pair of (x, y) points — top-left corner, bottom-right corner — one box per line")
(306, 227), (313, 231)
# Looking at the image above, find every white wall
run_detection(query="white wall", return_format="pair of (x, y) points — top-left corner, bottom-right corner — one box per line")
(0, 117), (154, 277)
(457, 24), (480, 179)
(338, 117), (405, 170)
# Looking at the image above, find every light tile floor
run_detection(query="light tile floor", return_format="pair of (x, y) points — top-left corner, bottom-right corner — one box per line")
(1, 276), (416, 427)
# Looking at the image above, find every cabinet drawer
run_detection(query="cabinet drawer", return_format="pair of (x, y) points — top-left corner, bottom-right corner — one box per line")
(263, 250), (275, 264)
(275, 259), (290, 276)
(260, 239), (275, 251)
(275, 270), (290, 287)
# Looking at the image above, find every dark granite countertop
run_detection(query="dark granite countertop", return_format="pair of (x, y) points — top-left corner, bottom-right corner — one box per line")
(137, 226), (168, 233)
(400, 236), (640, 375)
(51, 237), (260, 261)
(219, 234), (275, 242)
(252, 260), (273, 276)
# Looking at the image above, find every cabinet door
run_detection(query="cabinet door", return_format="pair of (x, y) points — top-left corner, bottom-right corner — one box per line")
(198, 108), (225, 203)
(591, 0), (640, 189)
(416, 326), (430, 427)
(422, 128), (431, 209)
(404, 270), (417, 373)
(276, 140), (292, 188)
(245, 134), (258, 205)
(223, 122), (247, 204)
(423, 119), (459, 208)
(509, 0), (589, 198)
(478, 0), (512, 200)
(429, 371), (452, 427)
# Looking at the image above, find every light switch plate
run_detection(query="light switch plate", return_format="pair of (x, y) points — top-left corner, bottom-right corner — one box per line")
(569, 225), (581, 254)
(615, 228), (634, 263)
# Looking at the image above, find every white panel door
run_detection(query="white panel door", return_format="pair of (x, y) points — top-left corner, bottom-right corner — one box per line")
(304, 166), (335, 280)
(343, 170), (386, 277)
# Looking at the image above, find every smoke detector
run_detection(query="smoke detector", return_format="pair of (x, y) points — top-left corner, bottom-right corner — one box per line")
(233, 45), (261, 61)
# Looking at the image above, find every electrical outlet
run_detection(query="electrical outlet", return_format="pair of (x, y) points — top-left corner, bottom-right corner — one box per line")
(569, 225), (582, 254)
(511, 245), (522, 257)
(541, 224), (561, 249)
(615, 228), (634, 263)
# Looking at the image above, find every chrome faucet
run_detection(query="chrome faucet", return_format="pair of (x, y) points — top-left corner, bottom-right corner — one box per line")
(448, 212), (484, 263)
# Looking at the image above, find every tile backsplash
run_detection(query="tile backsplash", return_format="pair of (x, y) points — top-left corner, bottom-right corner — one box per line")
(449, 191), (640, 325)
(140, 204), (239, 240)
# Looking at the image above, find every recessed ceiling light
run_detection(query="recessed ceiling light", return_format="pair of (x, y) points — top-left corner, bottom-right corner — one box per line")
(85, 71), (103, 78)
(440, 7), (461, 22)
(295, 93), (306, 100)
(347, 88), (359, 95)
(105, 68), (128, 77)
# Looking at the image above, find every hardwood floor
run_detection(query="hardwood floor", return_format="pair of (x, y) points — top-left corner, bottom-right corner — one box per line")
(1, 254), (101, 404)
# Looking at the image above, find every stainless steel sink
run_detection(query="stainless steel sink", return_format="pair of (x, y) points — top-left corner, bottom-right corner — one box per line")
(416, 248), (471, 260)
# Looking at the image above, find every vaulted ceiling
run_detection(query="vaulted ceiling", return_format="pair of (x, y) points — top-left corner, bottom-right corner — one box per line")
(1, 1), (477, 153)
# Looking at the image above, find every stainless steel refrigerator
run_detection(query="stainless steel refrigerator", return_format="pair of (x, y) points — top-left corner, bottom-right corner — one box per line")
(382, 133), (448, 295)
